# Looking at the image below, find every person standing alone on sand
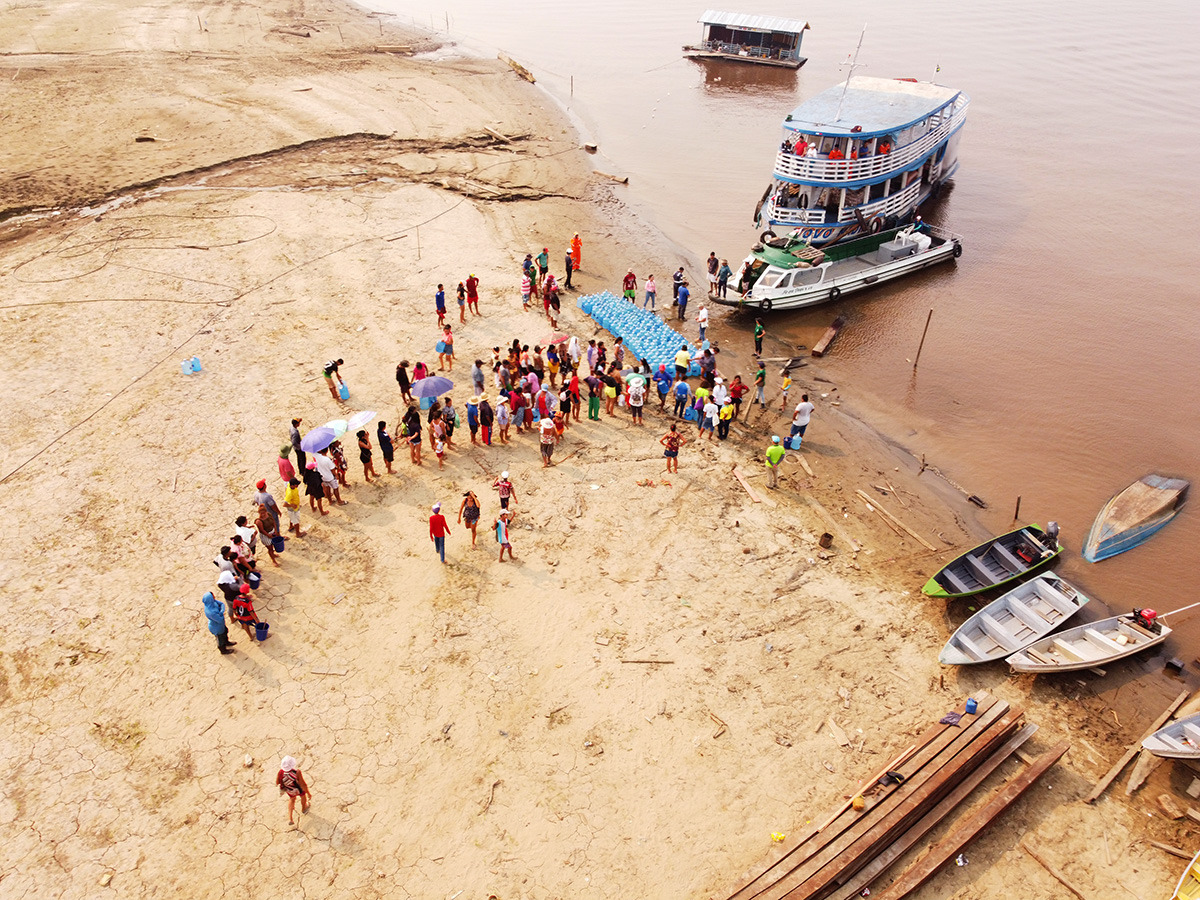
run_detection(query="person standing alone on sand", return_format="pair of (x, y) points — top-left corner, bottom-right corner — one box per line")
(458, 491), (481, 547)
(496, 510), (516, 562)
(429, 502), (451, 564)
(754, 318), (765, 355)
(276, 757), (311, 826)
(765, 435), (787, 489)
(435, 284), (447, 327)
(323, 358), (344, 400)
(466, 273), (480, 316)
(571, 233), (582, 271)
(622, 269), (637, 302)
(644, 273), (657, 310)
(660, 423), (686, 474)
(493, 471), (517, 513)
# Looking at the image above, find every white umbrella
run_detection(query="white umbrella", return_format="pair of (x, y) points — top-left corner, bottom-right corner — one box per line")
(346, 410), (376, 431)
(323, 419), (348, 438)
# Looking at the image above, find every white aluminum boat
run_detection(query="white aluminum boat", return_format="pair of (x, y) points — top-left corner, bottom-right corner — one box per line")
(939, 573), (1090, 666)
(1142, 712), (1200, 760)
(720, 222), (960, 312)
(1006, 612), (1171, 674)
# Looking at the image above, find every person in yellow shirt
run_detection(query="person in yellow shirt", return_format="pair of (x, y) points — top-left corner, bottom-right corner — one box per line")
(282, 477), (305, 537)
(765, 436), (787, 489)
(779, 373), (792, 412)
(717, 398), (735, 441)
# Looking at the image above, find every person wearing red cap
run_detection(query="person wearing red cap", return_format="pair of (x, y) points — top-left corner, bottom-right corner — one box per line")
(253, 480), (281, 534)
(231, 584), (261, 640)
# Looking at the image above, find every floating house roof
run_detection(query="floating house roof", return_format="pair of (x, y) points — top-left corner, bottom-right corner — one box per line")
(785, 76), (961, 138)
(698, 10), (810, 35)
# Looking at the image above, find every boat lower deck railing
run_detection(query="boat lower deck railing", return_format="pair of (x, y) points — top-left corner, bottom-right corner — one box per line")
(773, 100), (968, 185)
(700, 40), (800, 61)
(768, 180), (923, 227)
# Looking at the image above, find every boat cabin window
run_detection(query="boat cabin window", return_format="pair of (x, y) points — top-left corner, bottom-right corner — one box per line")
(758, 270), (783, 288)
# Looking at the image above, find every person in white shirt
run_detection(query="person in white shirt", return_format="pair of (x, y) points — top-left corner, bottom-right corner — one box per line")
(314, 452), (344, 505)
(697, 306), (709, 342)
(712, 377), (729, 406)
(791, 394), (815, 443)
(628, 381), (646, 425)
(701, 399), (719, 441)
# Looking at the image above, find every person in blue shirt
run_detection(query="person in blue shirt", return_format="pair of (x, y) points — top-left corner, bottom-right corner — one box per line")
(677, 280), (690, 321)
(435, 283), (446, 327)
(202, 591), (236, 654)
(673, 378), (692, 419)
(654, 364), (673, 410)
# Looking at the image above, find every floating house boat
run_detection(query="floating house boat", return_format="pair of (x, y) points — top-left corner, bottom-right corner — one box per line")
(683, 11), (809, 69)
(757, 76), (969, 245)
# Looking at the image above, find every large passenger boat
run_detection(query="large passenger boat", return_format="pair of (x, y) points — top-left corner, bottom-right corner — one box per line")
(757, 76), (969, 246)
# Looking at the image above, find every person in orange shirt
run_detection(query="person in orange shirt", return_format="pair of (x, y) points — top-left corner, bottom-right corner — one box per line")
(828, 146), (845, 160)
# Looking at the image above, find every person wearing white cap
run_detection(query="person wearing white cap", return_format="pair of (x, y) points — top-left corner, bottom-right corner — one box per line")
(276, 756), (311, 825)
(429, 502), (451, 563)
(492, 472), (517, 513)
(765, 435), (787, 489)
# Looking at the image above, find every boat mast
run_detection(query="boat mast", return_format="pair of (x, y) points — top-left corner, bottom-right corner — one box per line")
(834, 26), (868, 122)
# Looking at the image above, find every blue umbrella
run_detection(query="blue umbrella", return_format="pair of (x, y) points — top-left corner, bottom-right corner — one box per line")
(411, 375), (454, 399)
(300, 426), (337, 453)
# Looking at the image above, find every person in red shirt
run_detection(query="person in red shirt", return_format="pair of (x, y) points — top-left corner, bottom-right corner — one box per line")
(465, 274), (480, 315)
(728, 375), (749, 417)
(429, 502), (451, 564)
(622, 270), (637, 301)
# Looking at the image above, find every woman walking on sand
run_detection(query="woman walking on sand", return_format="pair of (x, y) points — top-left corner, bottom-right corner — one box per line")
(458, 490), (481, 547)
(357, 430), (379, 482)
(276, 756), (311, 826)
(660, 423), (687, 474)
(396, 360), (413, 403)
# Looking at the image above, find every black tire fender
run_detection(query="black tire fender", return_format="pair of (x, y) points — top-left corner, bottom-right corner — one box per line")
(761, 297), (773, 311)
(953, 241), (963, 258)
(869, 216), (884, 234)
(760, 230), (777, 243)
(830, 286), (842, 300)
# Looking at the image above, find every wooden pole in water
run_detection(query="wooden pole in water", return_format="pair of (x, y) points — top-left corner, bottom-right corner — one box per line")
(1013, 496), (1021, 522)
(912, 308), (933, 370)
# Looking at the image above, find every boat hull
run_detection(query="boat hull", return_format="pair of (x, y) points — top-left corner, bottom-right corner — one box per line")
(938, 573), (1089, 665)
(1083, 474), (1189, 562)
(1142, 712), (1200, 760)
(715, 240), (957, 312)
(922, 524), (1061, 599)
(1005, 614), (1170, 673)
(1174, 848), (1200, 900)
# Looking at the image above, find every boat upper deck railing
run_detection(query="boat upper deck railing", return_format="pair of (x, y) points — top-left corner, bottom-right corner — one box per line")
(774, 97), (968, 185)
(701, 40), (800, 61)
(768, 180), (924, 226)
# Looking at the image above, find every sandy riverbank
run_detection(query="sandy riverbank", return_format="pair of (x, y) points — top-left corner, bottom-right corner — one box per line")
(0, 1), (1189, 898)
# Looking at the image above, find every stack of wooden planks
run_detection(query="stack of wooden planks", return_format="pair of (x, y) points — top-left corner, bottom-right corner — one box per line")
(723, 693), (1068, 900)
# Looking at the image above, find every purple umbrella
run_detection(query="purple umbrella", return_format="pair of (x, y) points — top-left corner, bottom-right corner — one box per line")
(300, 426), (337, 453)
(410, 375), (454, 399)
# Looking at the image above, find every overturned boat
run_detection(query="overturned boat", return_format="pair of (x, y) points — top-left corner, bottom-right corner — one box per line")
(1083, 474), (1189, 562)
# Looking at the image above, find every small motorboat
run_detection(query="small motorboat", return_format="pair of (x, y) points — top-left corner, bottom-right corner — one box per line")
(1142, 712), (1200, 760)
(1083, 474), (1188, 562)
(939, 573), (1090, 665)
(1174, 847), (1200, 900)
(922, 524), (1062, 599)
(1006, 609), (1170, 673)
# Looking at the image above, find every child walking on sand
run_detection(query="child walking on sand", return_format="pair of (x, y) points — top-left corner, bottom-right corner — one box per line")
(495, 510), (515, 561)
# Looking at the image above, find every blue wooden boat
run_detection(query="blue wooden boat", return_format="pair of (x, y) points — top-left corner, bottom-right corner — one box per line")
(1082, 474), (1189, 562)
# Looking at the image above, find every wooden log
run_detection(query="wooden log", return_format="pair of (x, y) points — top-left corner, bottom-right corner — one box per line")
(870, 743), (1069, 900)
(1158, 793), (1186, 819)
(780, 710), (1024, 900)
(853, 489), (937, 551)
(736, 697), (1019, 900)
(595, 170), (629, 185)
(811, 316), (846, 358)
(1020, 837), (1092, 900)
(724, 695), (1003, 900)
(862, 498), (903, 536)
(1084, 689), (1190, 803)
(497, 53), (536, 82)
(732, 465), (762, 503)
(1124, 748), (1164, 795)
(1149, 839), (1193, 860)
(828, 723), (1039, 900)
(816, 745), (917, 834)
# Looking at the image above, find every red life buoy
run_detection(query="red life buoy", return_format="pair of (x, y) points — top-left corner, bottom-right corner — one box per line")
(869, 216), (885, 234)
